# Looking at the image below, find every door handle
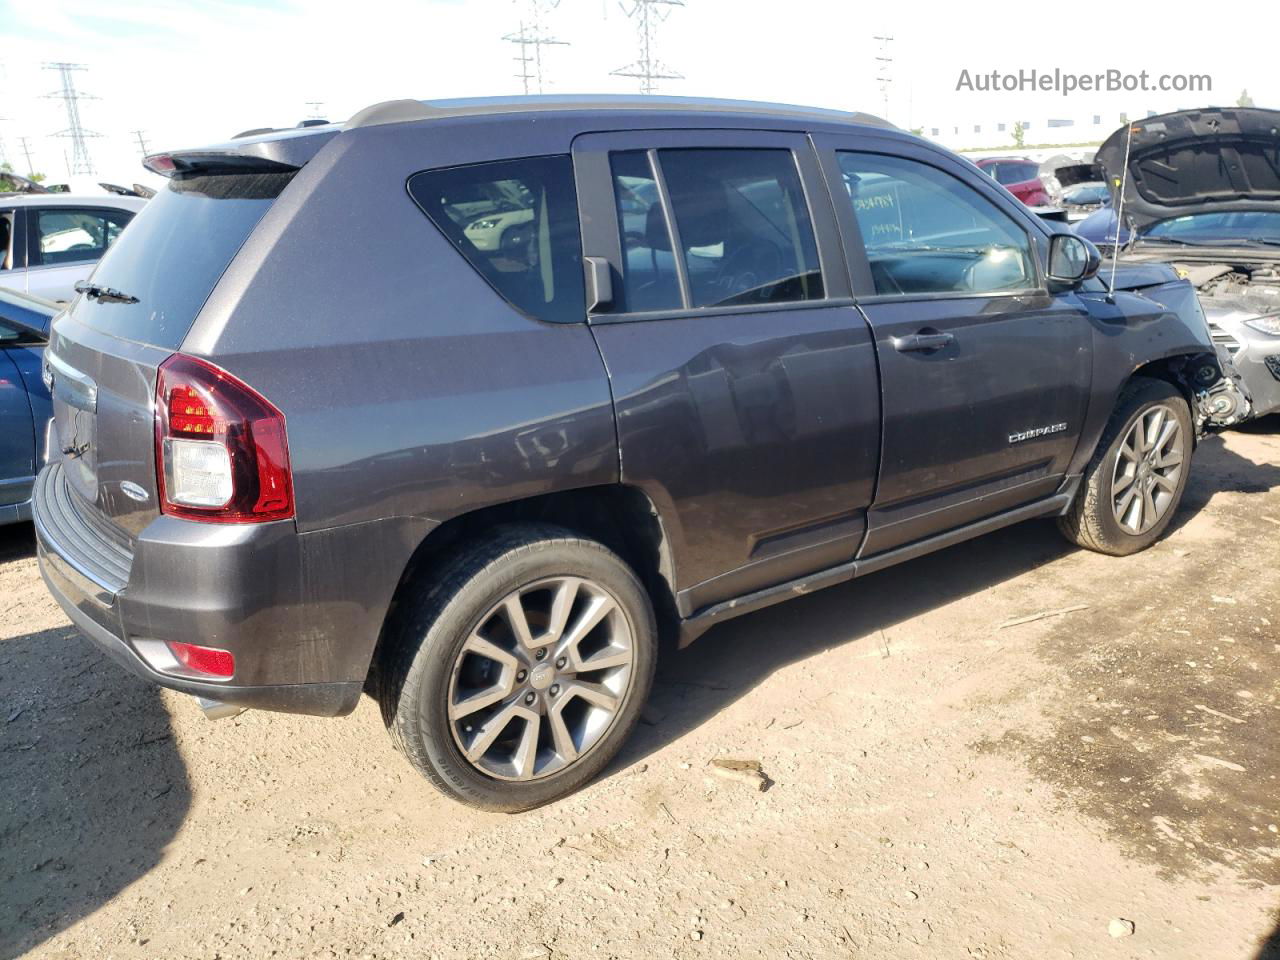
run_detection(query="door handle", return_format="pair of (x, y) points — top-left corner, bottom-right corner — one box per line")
(892, 332), (954, 352)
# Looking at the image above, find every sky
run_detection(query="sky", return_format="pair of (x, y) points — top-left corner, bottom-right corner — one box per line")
(1, 0), (1276, 187)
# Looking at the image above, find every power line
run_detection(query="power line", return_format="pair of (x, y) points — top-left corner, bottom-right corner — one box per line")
(132, 129), (150, 157)
(504, 0), (569, 94)
(43, 62), (101, 176)
(873, 35), (893, 120)
(611, 0), (685, 95)
(18, 136), (36, 176)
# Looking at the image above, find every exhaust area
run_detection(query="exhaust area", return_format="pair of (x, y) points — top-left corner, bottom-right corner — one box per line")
(196, 697), (247, 721)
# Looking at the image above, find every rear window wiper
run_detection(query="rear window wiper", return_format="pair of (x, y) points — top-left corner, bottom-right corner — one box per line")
(74, 280), (139, 304)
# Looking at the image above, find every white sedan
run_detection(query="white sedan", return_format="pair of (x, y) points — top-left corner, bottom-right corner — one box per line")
(0, 194), (147, 304)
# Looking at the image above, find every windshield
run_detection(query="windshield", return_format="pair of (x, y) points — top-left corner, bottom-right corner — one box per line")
(71, 170), (294, 349)
(1063, 183), (1108, 205)
(1142, 210), (1280, 245)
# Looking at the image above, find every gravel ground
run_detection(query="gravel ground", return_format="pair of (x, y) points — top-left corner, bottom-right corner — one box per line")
(2, 420), (1278, 960)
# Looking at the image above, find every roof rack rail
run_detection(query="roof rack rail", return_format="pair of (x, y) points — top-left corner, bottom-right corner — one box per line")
(346, 99), (443, 130)
(341, 95), (894, 132)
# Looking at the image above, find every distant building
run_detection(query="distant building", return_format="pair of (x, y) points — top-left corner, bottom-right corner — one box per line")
(919, 110), (1139, 150)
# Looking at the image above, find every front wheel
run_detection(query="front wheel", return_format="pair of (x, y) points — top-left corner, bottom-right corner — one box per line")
(376, 524), (657, 812)
(1058, 377), (1193, 556)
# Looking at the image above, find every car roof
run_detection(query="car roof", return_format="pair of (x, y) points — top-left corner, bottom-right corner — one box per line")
(165, 95), (902, 175)
(346, 94), (891, 129)
(1, 194), (148, 211)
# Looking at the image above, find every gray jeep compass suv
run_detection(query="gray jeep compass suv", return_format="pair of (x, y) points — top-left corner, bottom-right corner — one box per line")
(33, 96), (1247, 810)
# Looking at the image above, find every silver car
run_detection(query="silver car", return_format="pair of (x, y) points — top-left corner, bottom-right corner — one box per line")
(0, 194), (147, 304)
(1093, 108), (1280, 420)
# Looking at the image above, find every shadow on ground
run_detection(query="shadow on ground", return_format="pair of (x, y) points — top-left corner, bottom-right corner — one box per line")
(620, 423), (1280, 889)
(1258, 918), (1280, 959)
(0, 521), (36, 563)
(0, 524), (190, 960)
(627, 513), (1070, 763)
(626, 419), (1279, 760)
(971, 430), (1280, 886)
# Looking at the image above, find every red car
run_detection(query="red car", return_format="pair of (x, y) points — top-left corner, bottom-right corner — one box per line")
(974, 156), (1051, 207)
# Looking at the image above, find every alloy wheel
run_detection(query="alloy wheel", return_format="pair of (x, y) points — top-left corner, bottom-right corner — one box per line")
(446, 576), (634, 781)
(1111, 404), (1185, 535)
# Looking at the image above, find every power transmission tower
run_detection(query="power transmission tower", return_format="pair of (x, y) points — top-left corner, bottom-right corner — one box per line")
(43, 62), (101, 175)
(873, 35), (893, 120)
(18, 136), (36, 176)
(504, 0), (569, 94)
(132, 130), (150, 157)
(611, 0), (685, 94)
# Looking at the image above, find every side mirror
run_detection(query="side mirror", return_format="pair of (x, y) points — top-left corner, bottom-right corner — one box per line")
(1047, 233), (1101, 287)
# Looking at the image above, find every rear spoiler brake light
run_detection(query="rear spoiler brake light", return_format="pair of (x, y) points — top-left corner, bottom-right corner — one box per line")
(143, 152), (299, 178)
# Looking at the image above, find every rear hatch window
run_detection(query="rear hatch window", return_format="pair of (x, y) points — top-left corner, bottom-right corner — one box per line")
(73, 171), (294, 349)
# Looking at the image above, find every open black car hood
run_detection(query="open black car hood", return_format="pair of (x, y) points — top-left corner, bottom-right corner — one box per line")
(1096, 107), (1280, 230)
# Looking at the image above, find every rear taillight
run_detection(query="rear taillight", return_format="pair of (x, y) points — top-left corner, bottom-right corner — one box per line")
(155, 354), (294, 523)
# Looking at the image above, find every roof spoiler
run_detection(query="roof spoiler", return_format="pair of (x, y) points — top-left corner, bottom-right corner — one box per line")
(143, 151), (300, 178)
(142, 124), (337, 178)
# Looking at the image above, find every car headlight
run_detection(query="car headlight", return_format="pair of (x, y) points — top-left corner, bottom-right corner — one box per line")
(1243, 314), (1280, 336)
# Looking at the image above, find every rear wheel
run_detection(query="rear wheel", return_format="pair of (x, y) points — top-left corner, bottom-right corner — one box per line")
(1058, 377), (1193, 556)
(377, 524), (656, 811)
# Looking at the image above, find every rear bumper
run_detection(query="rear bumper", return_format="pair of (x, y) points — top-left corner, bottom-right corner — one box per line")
(30, 461), (421, 717)
(38, 539), (362, 715)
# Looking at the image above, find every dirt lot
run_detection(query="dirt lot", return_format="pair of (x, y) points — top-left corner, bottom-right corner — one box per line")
(2, 421), (1278, 960)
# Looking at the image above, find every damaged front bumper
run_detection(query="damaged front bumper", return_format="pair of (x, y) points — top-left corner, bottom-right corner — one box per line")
(1191, 346), (1254, 431)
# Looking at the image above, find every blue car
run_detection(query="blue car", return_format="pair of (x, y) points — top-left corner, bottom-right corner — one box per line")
(0, 287), (56, 524)
(1074, 202), (1132, 252)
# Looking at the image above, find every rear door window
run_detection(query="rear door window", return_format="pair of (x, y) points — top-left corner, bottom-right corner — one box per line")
(408, 155), (584, 324)
(32, 207), (133, 266)
(609, 151), (683, 312)
(657, 148), (824, 308)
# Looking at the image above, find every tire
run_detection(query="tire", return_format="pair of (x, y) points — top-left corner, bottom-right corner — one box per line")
(1058, 377), (1193, 556)
(376, 523), (657, 812)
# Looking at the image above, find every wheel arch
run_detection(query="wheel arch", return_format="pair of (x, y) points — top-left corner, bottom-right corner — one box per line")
(1125, 350), (1230, 438)
(364, 484), (679, 690)
(1126, 353), (1206, 409)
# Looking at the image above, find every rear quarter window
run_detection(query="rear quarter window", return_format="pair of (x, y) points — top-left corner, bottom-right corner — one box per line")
(407, 155), (585, 324)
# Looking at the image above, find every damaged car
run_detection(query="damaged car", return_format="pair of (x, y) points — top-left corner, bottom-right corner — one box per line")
(30, 95), (1252, 810)
(1040, 155), (1109, 222)
(1094, 107), (1280, 420)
